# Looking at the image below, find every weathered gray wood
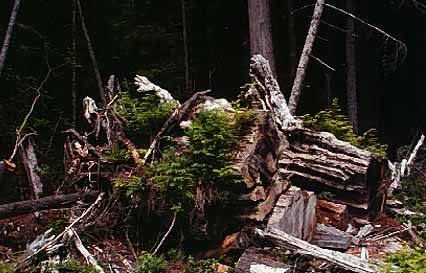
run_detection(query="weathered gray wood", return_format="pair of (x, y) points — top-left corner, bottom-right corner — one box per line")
(267, 186), (317, 242)
(235, 248), (291, 273)
(255, 228), (378, 273)
(312, 224), (353, 250)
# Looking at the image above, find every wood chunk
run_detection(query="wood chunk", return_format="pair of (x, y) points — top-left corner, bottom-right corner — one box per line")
(235, 248), (291, 273)
(255, 228), (377, 273)
(267, 186), (317, 242)
(317, 199), (350, 230)
(312, 224), (353, 250)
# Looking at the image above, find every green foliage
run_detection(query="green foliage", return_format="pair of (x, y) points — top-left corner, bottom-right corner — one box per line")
(47, 259), (100, 273)
(0, 262), (13, 273)
(102, 147), (132, 164)
(115, 109), (249, 212)
(394, 177), (426, 239)
(381, 247), (426, 272)
(185, 256), (219, 273)
(117, 87), (176, 141)
(299, 98), (388, 157)
(138, 251), (167, 273)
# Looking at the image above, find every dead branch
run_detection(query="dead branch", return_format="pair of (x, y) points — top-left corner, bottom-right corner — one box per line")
(288, 0), (325, 115)
(68, 228), (106, 273)
(18, 192), (104, 266)
(255, 228), (378, 273)
(152, 213), (177, 255)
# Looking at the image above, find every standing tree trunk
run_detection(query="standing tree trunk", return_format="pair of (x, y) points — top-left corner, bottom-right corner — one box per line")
(248, 0), (276, 76)
(288, 0), (325, 115)
(0, 0), (21, 77)
(76, 0), (106, 107)
(345, 0), (358, 134)
(181, 0), (191, 95)
(287, 0), (297, 80)
(71, 0), (77, 127)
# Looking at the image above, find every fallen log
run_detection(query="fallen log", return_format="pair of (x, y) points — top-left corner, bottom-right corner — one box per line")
(312, 224), (353, 250)
(255, 228), (378, 273)
(0, 190), (99, 220)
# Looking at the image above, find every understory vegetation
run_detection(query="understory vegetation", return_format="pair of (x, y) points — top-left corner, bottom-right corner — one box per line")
(381, 246), (426, 273)
(299, 98), (388, 157)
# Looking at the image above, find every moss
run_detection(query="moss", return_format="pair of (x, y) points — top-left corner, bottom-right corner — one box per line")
(380, 246), (426, 272)
(299, 98), (388, 157)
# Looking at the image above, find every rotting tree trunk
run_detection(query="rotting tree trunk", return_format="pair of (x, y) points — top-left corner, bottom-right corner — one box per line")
(288, 0), (325, 115)
(250, 55), (388, 219)
(0, 190), (99, 220)
(248, 0), (276, 76)
(0, 0), (21, 77)
(76, 0), (106, 107)
(18, 136), (43, 199)
(346, 0), (358, 134)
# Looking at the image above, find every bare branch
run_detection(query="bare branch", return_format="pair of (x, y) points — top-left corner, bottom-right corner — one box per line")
(152, 213), (177, 255)
(0, 0), (21, 77)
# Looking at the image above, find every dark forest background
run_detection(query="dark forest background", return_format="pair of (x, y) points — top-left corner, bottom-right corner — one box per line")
(1, 0), (426, 164)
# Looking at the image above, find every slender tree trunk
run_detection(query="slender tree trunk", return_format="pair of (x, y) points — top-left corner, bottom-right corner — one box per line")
(72, 0), (77, 127)
(181, 0), (191, 95)
(288, 0), (325, 115)
(345, 0), (358, 133)
(0, 0), (21, 77)
(76, 0), (106, 107)
(248, 0), (276, 76)
(287, 0), (297, 80)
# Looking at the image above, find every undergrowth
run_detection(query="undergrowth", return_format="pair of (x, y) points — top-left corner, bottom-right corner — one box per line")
(381, 246), (426, 273)
(117, 85), (176, 142)
(115, 108), (250, 211)
(299, 98), (388, 157)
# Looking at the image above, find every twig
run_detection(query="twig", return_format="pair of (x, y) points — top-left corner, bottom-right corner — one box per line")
(152, 213), (177, 255)
(309, 54), (336, 71)
(324, 4), (407, 51)
(371, 226), (412, 241)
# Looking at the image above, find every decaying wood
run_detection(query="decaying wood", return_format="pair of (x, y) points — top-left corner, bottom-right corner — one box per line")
(267, 186), (317, 242)
(288, 0), (325, 115)
(312, 224), (353, 250)
(235, 248), (291, 273)
(0, 190), (99, 220)
(317, 199), (350, 230)
(256, 228), (377, 273)
(249, 55), (301, 131)
(18, 136), (43, 199)
(279, 129), (387, 216)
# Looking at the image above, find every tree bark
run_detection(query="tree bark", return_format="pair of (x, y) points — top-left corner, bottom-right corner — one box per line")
(288, 0), (325, 115)
(0, 190), (100, 220)
(71, 0), (78, 127)
(76, 0), (106, 107)
(248, 0), (276, 76)
(345, 0), (358, 134)
(181, 0), (191, 95)
(18, 136), (43, 199)
(0, 0), (21, 77)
